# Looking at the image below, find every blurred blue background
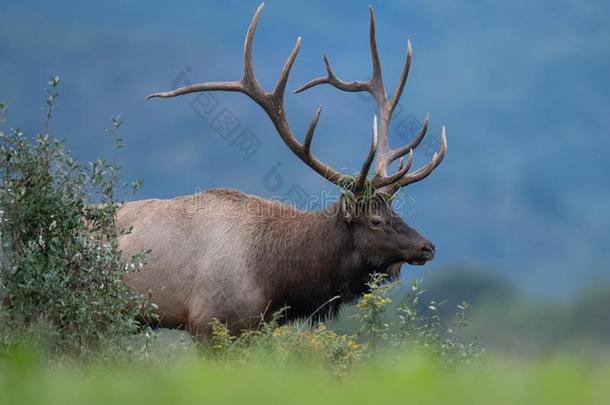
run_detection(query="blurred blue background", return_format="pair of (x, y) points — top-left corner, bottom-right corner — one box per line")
(1, 0), (609, 300)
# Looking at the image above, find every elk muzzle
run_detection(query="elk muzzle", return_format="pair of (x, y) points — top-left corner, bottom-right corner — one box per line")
(405, 239), (436, 266)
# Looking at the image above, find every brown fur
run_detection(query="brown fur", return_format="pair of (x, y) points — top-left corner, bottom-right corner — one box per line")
(118, 188), (435, 338)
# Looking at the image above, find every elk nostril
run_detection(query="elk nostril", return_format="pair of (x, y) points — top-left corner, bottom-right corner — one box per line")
(421, 242), (436, 258)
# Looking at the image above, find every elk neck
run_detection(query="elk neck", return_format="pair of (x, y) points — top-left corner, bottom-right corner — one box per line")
(254, 202), (386, 321)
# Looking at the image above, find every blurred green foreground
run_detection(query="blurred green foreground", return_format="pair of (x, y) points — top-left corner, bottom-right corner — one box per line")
(1, 346), (609, 405)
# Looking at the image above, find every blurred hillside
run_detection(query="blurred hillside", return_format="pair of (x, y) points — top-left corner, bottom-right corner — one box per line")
(1, 0), (609, 296)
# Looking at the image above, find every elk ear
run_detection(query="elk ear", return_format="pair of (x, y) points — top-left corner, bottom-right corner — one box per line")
(339, 195), (353, 224)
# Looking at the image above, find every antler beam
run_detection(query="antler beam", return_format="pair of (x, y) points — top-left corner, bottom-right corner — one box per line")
(294, 6), (447, 195)
(149, 3), (377, 191)
(148, 3), (447, 197)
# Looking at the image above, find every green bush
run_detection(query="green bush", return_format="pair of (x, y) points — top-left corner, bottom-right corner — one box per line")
(0, 77), (152, 355)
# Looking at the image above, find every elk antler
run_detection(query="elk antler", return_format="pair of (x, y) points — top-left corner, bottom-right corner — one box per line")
(294, 6), (447, 195)
(147, 3), (378, 192)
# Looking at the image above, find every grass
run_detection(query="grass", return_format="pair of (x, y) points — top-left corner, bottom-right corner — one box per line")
(1, 344), (609, 405)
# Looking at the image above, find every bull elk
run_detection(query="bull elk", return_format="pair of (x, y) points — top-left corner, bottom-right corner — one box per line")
(118, 3), (447, 337)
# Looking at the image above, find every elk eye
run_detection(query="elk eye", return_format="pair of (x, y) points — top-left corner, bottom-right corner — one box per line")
(370, 217), (383, 227)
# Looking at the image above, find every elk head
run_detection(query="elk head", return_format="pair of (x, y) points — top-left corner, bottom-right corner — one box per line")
(148, 4), (447, 272)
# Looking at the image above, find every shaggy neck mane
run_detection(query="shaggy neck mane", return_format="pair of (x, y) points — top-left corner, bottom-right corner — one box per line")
(250, 202), (384, 322)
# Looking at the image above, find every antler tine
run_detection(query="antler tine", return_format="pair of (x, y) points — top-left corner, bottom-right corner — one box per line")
(147, 3), (347, 187)
(303, 106), (323, 157)
(368, 5), (386, 104)
(396, 126), (447, 187)
(372, 149), (413, 188)
(390, 112), (429, 161)
(242, 3), (265, 90)
(354, 115), (379, 193)
(293, 53), (371, 95)
(273, 36), (302, 99)
(374, 122), (446, 193)
(147, 81), (244, 100)
(387, 40), (412, 116)
(373, 40), (414, 177)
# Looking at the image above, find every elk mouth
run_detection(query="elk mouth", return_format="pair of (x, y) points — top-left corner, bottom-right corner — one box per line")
(406, 258), (429, 266)
(405, 250), (435, 266)
(386, 256), (429, 277)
